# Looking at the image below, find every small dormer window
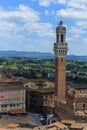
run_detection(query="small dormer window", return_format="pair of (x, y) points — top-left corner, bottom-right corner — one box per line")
(61, 34), (63, 42)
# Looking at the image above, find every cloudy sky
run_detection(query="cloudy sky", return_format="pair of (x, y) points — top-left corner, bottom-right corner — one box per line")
(0, 0), (87, 55)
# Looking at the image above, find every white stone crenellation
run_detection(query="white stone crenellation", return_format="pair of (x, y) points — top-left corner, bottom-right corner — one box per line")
(54, 42), (68, 58)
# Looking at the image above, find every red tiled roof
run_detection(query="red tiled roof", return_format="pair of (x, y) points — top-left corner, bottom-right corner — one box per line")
(4, 79), (15, 83)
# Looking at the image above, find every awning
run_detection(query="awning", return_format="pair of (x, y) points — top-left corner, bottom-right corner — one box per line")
(9, 109), (26, 114)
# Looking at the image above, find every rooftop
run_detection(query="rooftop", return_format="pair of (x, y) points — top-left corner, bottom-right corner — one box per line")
(30, 87), (55, 93)
(0, 82), (24, 90)
(24, 79), (54, 90)
(4, 78), (15, 83)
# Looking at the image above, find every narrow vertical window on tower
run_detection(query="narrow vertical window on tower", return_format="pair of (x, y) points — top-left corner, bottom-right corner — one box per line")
(61, 34), (63, 42)
(57, 34), (59, 43)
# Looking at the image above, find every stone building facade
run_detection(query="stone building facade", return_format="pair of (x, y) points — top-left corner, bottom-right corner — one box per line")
(67, 87), (87, 120)
(26, 87), (55, 114)
(0, 82), (26, 114)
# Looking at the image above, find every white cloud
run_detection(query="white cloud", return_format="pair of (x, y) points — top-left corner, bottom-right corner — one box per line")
(67, 35), (87, 56)
(76, 21), (87, 28)
(0, 4), (54, 40)
(26, 38), (54, 52)
(38, 0), (51, 7)
(44, 10), (49, 16)
(58, 0), (66, 4)
(24, 22), (54, 37)
(44, 10), (56, 17)
(68, 42), (87, 56)
(68, 0), (87, 10)
(57, 8), (87, 20)
(0, 4), (56, 53)
(33, 0), (66, 7)
(0, 4), (40, 22)
(0, 21), (25, 40)
(69, 27), (85, 36)
(83, 38), (87, 43)
(0, 21), (17, 31)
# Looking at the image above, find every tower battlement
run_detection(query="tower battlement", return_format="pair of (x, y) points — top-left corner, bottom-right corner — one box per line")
(54, 42), (68, 57)
(54, 20), (68, 58)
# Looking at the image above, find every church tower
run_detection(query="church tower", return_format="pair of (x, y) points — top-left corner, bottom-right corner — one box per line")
(54, 20), (68, 104)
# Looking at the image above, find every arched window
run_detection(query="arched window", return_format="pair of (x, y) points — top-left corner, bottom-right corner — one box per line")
(61, 34), (63, 42)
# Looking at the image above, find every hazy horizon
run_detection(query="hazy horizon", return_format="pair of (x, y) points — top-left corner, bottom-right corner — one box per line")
(0, 50), (87, 56)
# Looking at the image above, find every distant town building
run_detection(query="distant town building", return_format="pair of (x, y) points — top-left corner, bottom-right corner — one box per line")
(25, 79), (55, 90)
(25, 79), (55, 114)
(47, 72), (55, 78)
(0, 81), (26, 114)
(66, 86), (87, 120)
(26, 87), (55, 114)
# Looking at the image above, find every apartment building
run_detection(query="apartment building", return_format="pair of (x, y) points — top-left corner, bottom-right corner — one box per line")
(26, 87), (55, 114)
(0, 82), (26, 114)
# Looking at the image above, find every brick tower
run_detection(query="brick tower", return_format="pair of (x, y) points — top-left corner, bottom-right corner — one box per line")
(54, 20), (68, 105)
